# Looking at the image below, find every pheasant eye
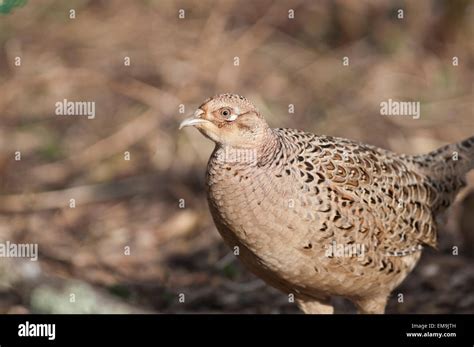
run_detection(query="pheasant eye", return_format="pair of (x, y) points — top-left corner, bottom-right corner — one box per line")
(220, 108), (237, 121)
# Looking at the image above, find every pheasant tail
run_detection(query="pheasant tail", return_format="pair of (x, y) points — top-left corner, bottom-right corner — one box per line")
(410, 136), (474, 213)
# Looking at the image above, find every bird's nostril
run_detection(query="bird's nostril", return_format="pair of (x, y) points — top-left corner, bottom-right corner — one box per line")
(194, 109), (204, 118)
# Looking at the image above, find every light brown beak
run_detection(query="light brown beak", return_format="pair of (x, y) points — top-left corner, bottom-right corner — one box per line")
(179, 109), (211, 130)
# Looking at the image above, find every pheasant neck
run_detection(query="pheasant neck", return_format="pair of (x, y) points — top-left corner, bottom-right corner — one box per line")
(256, 128), (280, 166)
(212, 128), (279, 167)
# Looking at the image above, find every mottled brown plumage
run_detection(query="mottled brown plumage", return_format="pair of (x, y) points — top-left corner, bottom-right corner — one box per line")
(180, 93), (474, 314)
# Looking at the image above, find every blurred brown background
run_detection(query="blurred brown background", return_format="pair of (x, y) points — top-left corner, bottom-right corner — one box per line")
(0, 0), (473, 313)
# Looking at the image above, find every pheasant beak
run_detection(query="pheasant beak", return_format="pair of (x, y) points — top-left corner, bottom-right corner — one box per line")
(179, 109), (211, 129)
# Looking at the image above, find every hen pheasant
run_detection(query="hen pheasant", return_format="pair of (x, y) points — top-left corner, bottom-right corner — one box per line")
(179, 93), (474, 314)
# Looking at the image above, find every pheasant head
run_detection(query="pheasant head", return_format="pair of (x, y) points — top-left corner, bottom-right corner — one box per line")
(179, 94), (271, 149)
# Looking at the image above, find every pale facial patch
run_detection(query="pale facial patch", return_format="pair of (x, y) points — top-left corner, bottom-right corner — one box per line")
(228, 107), (239, 121)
